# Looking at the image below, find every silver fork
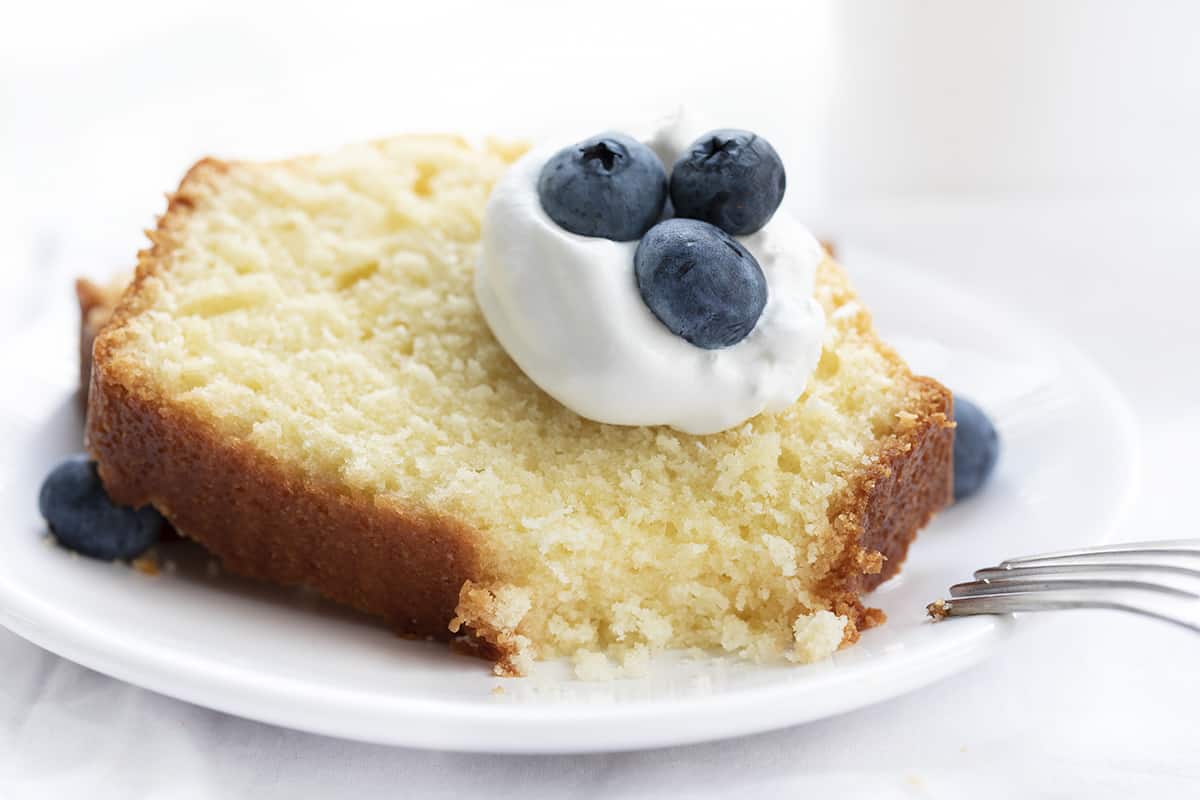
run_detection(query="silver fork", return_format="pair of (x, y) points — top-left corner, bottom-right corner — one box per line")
(927, 538), (1200, 632)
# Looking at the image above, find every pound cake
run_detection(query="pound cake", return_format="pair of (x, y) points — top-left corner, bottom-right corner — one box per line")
(76, 274), (127, 409)
(86, 132), (953, 676)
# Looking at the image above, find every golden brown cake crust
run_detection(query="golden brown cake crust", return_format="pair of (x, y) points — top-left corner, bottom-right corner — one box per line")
(823, 376), (954, 642)
(87, 369), (482, 637)
(86, 155), (953, 671)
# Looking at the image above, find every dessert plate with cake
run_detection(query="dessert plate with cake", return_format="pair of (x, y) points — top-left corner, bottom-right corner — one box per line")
(0, 115), (1138, 752)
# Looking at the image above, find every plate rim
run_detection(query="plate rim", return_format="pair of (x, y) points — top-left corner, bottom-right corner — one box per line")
(0, 248), (1141, 753)
(1, 573), (1013, 751)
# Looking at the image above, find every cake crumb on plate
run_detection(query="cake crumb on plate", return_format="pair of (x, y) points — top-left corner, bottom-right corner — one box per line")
(926, 599), (950, 621)
(132, 554), (159, 576)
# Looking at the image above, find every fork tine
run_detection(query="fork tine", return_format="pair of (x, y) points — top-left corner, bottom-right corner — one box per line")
(973, 562), (1200, 590)
(929, 591), (1200, 632)
(950, 577), (1200, 600)
(1001, 539), (1200, 568)
(929, 539), (1200, 632)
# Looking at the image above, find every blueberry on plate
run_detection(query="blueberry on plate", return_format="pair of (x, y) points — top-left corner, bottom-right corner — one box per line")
(538, 132), (668, 241)
(38, 454), (163, 560)
(634, 218), (768, 350)
(952, 396), (1000, 501)
(670, 129), (786, 236)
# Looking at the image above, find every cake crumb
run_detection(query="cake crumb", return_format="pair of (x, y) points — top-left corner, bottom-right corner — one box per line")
(855, 547), (885, 575)
(569, 645), (653, 680)
(788, 610), (847, 664)
(829, 301), (861, 321)
(927, 599), (951, 621)
(620, 645), (651, 678)
(132, 554), (159, 576)
(452, 581), (535, 677)
(573, 650), (613, 681)
(492, 646), (534, 678)
(761, 534), (798, 577)
(491, 685), (505, 696)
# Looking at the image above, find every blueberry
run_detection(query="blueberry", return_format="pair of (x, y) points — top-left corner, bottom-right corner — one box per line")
(952, 396), (1000, 501)
(670, 129), (786, 236)
(634, 218), (768, 349)
(538, 132), (667, 241)
(38, 455), (163, 560)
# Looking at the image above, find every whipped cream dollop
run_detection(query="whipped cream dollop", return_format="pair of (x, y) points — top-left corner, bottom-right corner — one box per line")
(474, 115), (826, 435)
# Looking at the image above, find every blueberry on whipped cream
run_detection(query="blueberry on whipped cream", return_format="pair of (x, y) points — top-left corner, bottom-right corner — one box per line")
(537, 133), (667, 241)
(635, 218), (767, 350)
(670, 129), (786, 236)
(475, 112), (826, 435)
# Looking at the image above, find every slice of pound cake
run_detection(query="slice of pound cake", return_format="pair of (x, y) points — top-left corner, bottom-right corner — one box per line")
(87, 131), (953, 677)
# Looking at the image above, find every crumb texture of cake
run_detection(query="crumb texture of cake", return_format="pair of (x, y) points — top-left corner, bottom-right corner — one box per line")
(88, 134), (952, 676)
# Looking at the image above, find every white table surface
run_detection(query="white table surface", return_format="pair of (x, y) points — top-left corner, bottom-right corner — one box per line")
(3, 2), (1200, 796)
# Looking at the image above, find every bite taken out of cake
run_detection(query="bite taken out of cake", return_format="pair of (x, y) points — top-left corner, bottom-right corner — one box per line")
(83, 118), (954, 678)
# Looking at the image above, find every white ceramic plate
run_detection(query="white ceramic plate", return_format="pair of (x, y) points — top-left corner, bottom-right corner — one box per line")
(0, 246), (1139, 753)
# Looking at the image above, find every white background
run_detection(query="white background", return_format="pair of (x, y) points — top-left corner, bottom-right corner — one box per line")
(2, 1), (1199, 796)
